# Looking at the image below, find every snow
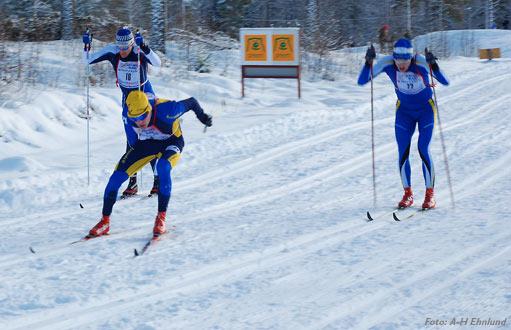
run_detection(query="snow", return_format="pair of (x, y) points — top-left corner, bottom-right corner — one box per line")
(0, 30), (510, 329)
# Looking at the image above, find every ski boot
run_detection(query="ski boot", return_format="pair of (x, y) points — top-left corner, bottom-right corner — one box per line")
(422, 188), (436, 209)
(153, 211), (166, 237)
(122, 175), (138, 197)
(89, 215), (110, 237)
(149, 176), (159, 196)
(398, 187), (414, 209)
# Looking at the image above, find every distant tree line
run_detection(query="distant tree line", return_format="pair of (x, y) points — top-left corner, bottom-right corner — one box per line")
(0, 0), (510, 53)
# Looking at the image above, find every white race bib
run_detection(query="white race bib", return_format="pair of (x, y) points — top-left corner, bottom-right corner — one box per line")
(117, 61), (139, 89)
(396, 71), (426, 95)
(135, 126), (171, 141)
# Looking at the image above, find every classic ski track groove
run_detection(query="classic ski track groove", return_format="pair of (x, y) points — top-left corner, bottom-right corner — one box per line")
(11, 212), (511, 330)
(358, 247), (511, 329)
(9, 220), (383, 329)
(4, 71), (509, 225)
(316, 236), (511, 329)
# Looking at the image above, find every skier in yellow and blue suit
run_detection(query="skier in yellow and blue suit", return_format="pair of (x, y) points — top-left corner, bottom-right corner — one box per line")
(88, 91), (213, 237)
(358, 38), (449, 209)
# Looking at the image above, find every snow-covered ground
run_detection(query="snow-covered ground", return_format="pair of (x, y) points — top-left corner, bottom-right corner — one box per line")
(0, 30), (510, 329)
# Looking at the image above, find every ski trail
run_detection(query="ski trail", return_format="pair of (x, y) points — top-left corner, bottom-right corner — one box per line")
(7, 219), (385, 330)
(7, 145), (511, 330)
(3, 72), (507, 225)
(313, 232), (511, 329)
(357, 246), (511, 329)
(1, 92), (507, 268)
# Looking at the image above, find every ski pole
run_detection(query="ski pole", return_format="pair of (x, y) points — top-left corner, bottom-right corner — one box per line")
(426, 48), (455, 209)
(369, 49), (377, 207)
(136, 29), (143, 189)
(85, 28), (92, 186)
(137, 29), (141, 92)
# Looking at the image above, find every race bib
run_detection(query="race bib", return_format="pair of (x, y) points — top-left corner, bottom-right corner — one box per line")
(396, 71), (426, 95)
(135, 126), (171, 141)
(117, 61), (139, 89)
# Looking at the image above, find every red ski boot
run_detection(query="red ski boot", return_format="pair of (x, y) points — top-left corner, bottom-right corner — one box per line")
(398, 187), (414, 209)
(89, 215), (110, 237)
(153, 212), (166, 237)
(422, 188), (436, 209)
(122, 175), (138, 197)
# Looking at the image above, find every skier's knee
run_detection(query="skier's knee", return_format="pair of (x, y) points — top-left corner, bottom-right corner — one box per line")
(105, 171), (129, 193)
(156, 160), (172, 197)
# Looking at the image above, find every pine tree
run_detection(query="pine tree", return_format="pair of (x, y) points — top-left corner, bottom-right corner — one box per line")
(151, 0), (166, 53)
(61, 0), (73, 40)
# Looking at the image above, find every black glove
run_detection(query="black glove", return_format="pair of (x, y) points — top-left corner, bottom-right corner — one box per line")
(365, 44), (376, 65)
(425, 48), (437, 65)
(197, 112), (212, 127)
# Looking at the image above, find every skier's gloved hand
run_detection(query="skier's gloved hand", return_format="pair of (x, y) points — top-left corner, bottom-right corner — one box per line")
(135, 31), (144, 46)
(425, 48), (437, 65)
(135, 31), (150, 54)
(197, 112), (213, 127)
(365, 44), (376, 66)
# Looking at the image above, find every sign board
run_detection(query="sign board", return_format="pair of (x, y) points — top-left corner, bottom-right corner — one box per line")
(240, 28), (301, 98)
(479, 48), (501, 60)
(241, 28), (299, 65)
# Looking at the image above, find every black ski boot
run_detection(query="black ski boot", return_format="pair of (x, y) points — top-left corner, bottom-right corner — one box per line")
(149, 176), (159, 196)
(122, 175), (138, 198)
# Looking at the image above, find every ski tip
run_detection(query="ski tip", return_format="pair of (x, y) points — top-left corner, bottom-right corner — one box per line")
(366, 211), (374, 221)
(392, 212), (401, 221)
(29, 246), (36, 254)
(134, 248), (139, 257)
(79, 203), (84, 209)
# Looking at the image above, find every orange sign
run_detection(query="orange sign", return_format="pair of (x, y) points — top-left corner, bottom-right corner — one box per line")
(245, 35), (267, 61)
(272, 34), (294, 61)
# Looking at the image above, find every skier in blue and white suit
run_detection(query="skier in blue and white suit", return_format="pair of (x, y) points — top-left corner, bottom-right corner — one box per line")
(357, 38), (449, 209)
(83, 27), (162, 196)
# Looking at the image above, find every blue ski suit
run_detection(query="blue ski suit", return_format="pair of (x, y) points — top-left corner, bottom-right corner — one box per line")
(357, 54), (449, 189)
(102, 97), (207, 216)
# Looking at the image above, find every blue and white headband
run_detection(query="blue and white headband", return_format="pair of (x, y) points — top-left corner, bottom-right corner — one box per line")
(393, 38), (413, 60)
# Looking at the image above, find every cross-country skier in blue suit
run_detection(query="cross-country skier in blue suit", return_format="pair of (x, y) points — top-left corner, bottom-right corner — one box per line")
(357, 38), (449, 209)
(83, 27), (162, 197)
(88, 91), (213, 237)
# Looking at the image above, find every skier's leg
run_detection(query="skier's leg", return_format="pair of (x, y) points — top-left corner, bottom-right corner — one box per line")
(395, 107), (417, 208)
(395, 109), (416, 189)
(149, 159), (158, 195)
(104, 140), (159, 214)
(417, 101), (436, 189)
(102, 171), (129, 216)
(153, 144), (182, 235)
(418, 100), (437, 209)
(156, 146), (181, 213)
(122, 102), (140, 196)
